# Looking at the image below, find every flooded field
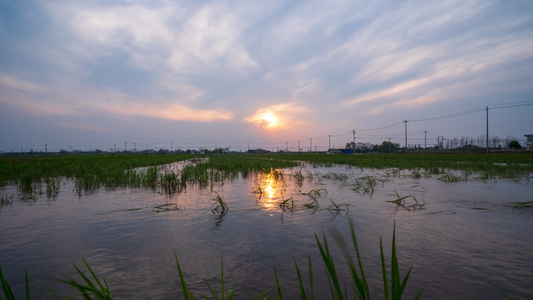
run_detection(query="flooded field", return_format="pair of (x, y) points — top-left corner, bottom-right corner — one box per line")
(1, 161), (532, 299)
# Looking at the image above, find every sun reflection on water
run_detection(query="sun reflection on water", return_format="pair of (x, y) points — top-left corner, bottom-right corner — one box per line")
(255, 170), (285, 210)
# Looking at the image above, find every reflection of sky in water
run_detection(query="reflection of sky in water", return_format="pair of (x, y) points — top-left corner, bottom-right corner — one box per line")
(0, 166), (532, 299)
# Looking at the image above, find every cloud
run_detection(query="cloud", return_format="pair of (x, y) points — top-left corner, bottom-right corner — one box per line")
(58, 122), (117, 133)
(0, 74), (47, 94)
(165, 4), (258, 74)
(0, 74), (233, 122)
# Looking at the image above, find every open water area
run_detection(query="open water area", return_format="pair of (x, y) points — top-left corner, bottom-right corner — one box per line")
(1, 163), (532, 299)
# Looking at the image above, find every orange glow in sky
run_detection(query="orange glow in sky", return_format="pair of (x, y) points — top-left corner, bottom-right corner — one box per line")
(261, 112), (279, 128)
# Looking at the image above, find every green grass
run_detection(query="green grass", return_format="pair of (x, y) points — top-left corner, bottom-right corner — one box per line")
(2, 153), (531, 198)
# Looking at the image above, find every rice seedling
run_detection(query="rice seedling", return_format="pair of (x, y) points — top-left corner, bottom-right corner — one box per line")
(212, 192), (229, 216)
(279, 196), (295, 213)
(387, 190), (426, 211)
(56, 259), (113, 300)
(0, 266), (29, 300)
(322, 219), (424, 300)
(327, 199), (349, 215)
(302, 188), (328, 200)
(352, 176), (383, 197)
(437, 172), (462, 182)
(44, 176), (61, 198)
(160, 172), (182, 194)
(154, 203), (180, 213)
(292, 170), (305, 189)
(0, 192), (15, 209)
(204, 254), (234, 300)
(293, 256), (314, 300)
(252, 180), (263, 196)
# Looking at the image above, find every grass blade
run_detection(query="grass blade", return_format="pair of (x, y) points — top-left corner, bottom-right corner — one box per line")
(0, 266), (15, 300)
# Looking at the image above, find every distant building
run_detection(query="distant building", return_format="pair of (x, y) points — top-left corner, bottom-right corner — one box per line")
(327, 148), (351, 154)
(247, 148), (271, 154)
(525, 134), (533, 150)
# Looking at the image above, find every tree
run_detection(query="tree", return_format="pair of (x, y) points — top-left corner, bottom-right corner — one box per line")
(509, 141), (521, 149)
(373, 141), (400, 153)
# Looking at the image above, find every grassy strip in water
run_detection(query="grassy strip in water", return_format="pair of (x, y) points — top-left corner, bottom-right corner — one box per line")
(0, 154), (198, 187)
(0, 154), (198, 196)
(258, 153), (533, 179)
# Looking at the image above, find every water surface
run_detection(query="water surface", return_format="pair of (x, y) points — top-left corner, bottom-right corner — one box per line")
(0, 164), (532, 299)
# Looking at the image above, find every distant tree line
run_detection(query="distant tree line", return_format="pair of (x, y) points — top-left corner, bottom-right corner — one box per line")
(346, 135), (523, 153)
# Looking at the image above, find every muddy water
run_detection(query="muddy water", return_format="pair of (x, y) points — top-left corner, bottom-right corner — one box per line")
(0, 165), (532, 299)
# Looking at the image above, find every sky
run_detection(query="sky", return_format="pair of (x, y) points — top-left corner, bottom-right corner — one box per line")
(1, 0), (532, 152)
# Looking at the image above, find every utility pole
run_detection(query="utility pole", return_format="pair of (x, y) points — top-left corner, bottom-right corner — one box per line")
(310, 138), (312, 152)
(424, 131), (427, 150)
(171, 142), (173, 152)
(388, 138), (391, 153)
(125, 141), (127, 152)
(352, 130), (356, 154)
(404, 120), (408, 153)
(298, 140), (300, 152)
(45, 144), (47, 156)
(486, 106), (489, 154)
(134, 143), (137, 152)
(248, 141), (250, 151)
(328, 135), (331, 150)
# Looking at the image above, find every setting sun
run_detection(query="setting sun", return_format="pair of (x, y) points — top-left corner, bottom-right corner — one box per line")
(244, 102), (308, 131)
(261, 112), (279, 128)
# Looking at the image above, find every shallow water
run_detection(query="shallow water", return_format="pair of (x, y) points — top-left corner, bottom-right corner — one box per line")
(0, 164), (532, 299)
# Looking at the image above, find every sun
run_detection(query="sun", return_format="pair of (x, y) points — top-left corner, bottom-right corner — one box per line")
(261, 112), (279, 128)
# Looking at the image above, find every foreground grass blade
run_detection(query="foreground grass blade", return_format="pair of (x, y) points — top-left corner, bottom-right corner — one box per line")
(57, 260), (112, 300)
(315, 233), (344, 300)
(380, 237), (389, 300)
(24, 270), (29, 300)
(174, 251), (194, 300)
(0, 266), (15, 300)
(491, 282), (514, 300)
